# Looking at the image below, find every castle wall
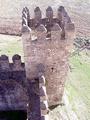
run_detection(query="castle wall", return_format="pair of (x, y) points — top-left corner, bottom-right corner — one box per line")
(0, 54), (25, 80)
(0, 55), (28, 110)
(0, 0), (61, 35)
(0, 54), (49, 119)
(22, 6), (75, 106)
(0, 80), (28, 111)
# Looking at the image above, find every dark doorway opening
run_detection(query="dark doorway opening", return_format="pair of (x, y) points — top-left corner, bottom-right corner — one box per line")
(0, 110), (27, 120)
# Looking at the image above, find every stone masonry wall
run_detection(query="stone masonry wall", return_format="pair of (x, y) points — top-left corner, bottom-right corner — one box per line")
(0, 54), (49, 119)
(0, 54), (25, 80)
(22, 6), (75, 106)
(0, 54), (28, 111)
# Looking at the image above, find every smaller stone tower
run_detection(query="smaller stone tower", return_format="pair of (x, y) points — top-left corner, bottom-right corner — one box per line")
(22, 6), (75, 106)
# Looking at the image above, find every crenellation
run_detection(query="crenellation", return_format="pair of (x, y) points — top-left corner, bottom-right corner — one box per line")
(57, 6), (63, 22)
(22, 6), (74, 41)
(39, 75), (49, 119)
(25, 6), (74, 35)
(46, 6), (54, 31)
(12, 54), (24, 71)
(46, 6), (53, 19)
(0, 5), (75, 120)
(22, 6), (75, 107)
(0, 6), (73, 119)
(58, 6), (71, 24)
(0, 55), (10, 70)
(22, 7), (30, 26)
(0, 54), (25, 80)
(34, 7), (42, 27)
(22, 10), (28, 26)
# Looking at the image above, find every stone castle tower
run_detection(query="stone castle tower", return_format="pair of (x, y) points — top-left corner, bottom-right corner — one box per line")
(22, 6), (75, 106)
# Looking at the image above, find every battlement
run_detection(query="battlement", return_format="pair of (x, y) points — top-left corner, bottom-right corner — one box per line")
(0, 54), (26, 80)
(22, 6), (75, 40)
(0, 6), (75, 120)
(22, 6), (75, 107)
(0, 54), (49, 119)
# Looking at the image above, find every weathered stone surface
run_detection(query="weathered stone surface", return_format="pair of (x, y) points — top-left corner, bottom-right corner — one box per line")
(0, 80), (28, 111)
(0, 54), (26, 81)
(22, 7), (75, 107)
(0, 5), (75, 119)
